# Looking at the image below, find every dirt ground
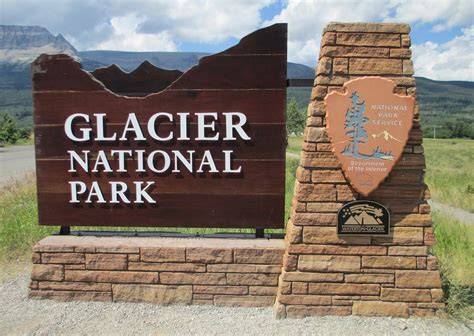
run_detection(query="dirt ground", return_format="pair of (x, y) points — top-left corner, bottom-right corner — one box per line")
(0, 264), (472, 336)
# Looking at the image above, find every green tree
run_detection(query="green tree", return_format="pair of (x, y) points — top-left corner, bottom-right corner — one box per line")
(286, 99), (306, 136)
(0, 113), (21, 144)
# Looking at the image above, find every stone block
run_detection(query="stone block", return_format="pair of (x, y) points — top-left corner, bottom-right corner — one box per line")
(141, 247), (185, 262)
(128, 262), (206, 272)
(85, 253), (127, 270)
(96, 246), (139, 253)
(303, 226), (371, 245)
(227, 273), (279, 286)
(32, 252), (41, 264)
(309, 283), (379, 295)
(300, 152), (340, 169)
(337, 33), (400, 47)
(65, 270), (158, 284)
(311, 169), (346, 183)
(349, 58), (402, 75)
(362, 256), (417, 269)
(29, 290), (111, 302)
(395, 271), (442, 288)
(345, 274), (394, 284)
(160, 272), (226, 285)
(299, 255), (360, 272)
(353, 301), (409, 317)
(249, 286), (278, 296)
(306, 202), (342, 213)
(316, 57), (332, 75)
(193, 285), (248, 295)
(288, 244), (386, 256)
(390, 48), (411, 58)
(41, 253), (84, 264)
(388, 246), (428, 256)
(282, 272), (343, 283)
(113, 284), (192, 304)
(296, 167), (311, 183)
(296, 183), (337, 202)
(279, 294), (332, 305)
(38, 281), (111, 292)
(373, 227), (424, 245)
(186, 248), (232, 263)
(214, 295), (274, 307)
(31, 264), (63, 281)
(305, 127), (329, 142)
(292, 213), (337, 226)
(207, 264), (281, 273)
(291, 282), (308, 294)
(381, 288), (431, 302)
(233, 248), (283, 265)
(321, 46), (389, 58)
(286, 305), (351, 318)
(333, 58), (348, 74)
(326, 22), (410, 33)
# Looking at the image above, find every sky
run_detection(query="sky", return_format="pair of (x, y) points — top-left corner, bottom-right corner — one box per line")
(1, 0), (473, 81)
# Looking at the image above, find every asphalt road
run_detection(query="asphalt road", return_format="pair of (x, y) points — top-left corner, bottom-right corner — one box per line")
(0, 145), (35, 187)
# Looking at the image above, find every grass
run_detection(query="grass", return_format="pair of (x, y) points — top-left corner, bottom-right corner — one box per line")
(424, 139), (474, 213)
(287, 136), (304, 155)
(432, 211), (474, 320)
(0, 161), (299, 263)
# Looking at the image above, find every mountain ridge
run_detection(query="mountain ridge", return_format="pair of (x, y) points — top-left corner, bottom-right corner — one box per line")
(0, 24), (472, 138)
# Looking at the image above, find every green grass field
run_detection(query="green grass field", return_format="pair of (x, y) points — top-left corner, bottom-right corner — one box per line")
(424, 139), (474, 213)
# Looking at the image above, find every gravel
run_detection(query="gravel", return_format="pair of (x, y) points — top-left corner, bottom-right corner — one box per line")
(0, 272), (472, 336)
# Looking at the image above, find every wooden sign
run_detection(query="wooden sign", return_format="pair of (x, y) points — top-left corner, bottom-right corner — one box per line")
(32, 24), (287, 229)
(337, 200), (390, 235)
(325, 77), (415, 196)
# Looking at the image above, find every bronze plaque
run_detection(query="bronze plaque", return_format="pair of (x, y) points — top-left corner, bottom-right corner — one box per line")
(32, 24), (287, 228)
(337, 200), (390, 235)
(325, 77), (415, 196)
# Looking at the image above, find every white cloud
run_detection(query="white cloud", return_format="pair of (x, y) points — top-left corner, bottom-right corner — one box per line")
(263, 0), (391, 65)
(412, 26), (474, 81)
(94, 13), (177, 51)
(264, 0), (474, 82)
(386, 0), (474, 32)
(0, 0), (274, 51)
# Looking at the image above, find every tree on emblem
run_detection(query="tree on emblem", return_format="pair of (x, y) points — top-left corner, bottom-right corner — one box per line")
(342, 91), (393, 160)
(342, 92), (368, 158)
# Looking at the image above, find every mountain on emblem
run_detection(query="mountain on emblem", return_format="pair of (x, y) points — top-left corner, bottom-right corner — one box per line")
(325, 77), (415, 196)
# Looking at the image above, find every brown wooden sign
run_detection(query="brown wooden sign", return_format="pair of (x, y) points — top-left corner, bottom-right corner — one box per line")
(32, 24), (287, 228)
(325, 77), (415, 196)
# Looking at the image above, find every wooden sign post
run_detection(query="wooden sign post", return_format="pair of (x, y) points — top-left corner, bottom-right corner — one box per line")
(274, 22), (444, 319)
(32, 24), (287, 230)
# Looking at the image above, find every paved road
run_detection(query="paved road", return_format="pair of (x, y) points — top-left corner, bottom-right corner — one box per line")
(0, 145), (35, 187)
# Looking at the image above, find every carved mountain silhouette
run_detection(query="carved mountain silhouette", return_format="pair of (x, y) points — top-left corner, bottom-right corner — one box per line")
(371, 131), (402, 142)
(91, 61), (183, 96)
(345, 211), (382, 225)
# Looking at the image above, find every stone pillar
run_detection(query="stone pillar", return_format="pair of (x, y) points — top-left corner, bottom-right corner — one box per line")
(274, 22), (444, 319)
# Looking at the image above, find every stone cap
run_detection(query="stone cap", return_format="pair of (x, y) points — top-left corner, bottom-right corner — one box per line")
(34, 235), (285, 251)
(325, 22), (410, 33)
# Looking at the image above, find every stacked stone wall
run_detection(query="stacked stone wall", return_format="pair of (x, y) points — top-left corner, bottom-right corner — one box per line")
(274, 22), (444, 319)
(30, 236), (284, 307)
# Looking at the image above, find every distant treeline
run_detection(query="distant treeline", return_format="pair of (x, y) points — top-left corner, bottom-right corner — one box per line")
(0, 80), (473, 142)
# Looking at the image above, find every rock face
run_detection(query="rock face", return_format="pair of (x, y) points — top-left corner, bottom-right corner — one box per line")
(0, 25), (77, 63)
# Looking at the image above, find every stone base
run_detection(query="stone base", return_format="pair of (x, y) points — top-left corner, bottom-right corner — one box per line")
(29, 235), (285, 307)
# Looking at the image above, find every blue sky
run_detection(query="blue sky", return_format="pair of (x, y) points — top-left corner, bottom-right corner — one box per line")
(1, 0), (473, 80)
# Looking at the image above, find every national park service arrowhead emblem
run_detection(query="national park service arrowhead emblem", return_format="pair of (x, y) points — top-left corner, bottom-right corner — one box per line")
(325, 77), (415, 196)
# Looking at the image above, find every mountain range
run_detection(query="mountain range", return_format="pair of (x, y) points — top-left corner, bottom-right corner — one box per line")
(0, 25), (472, 138)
